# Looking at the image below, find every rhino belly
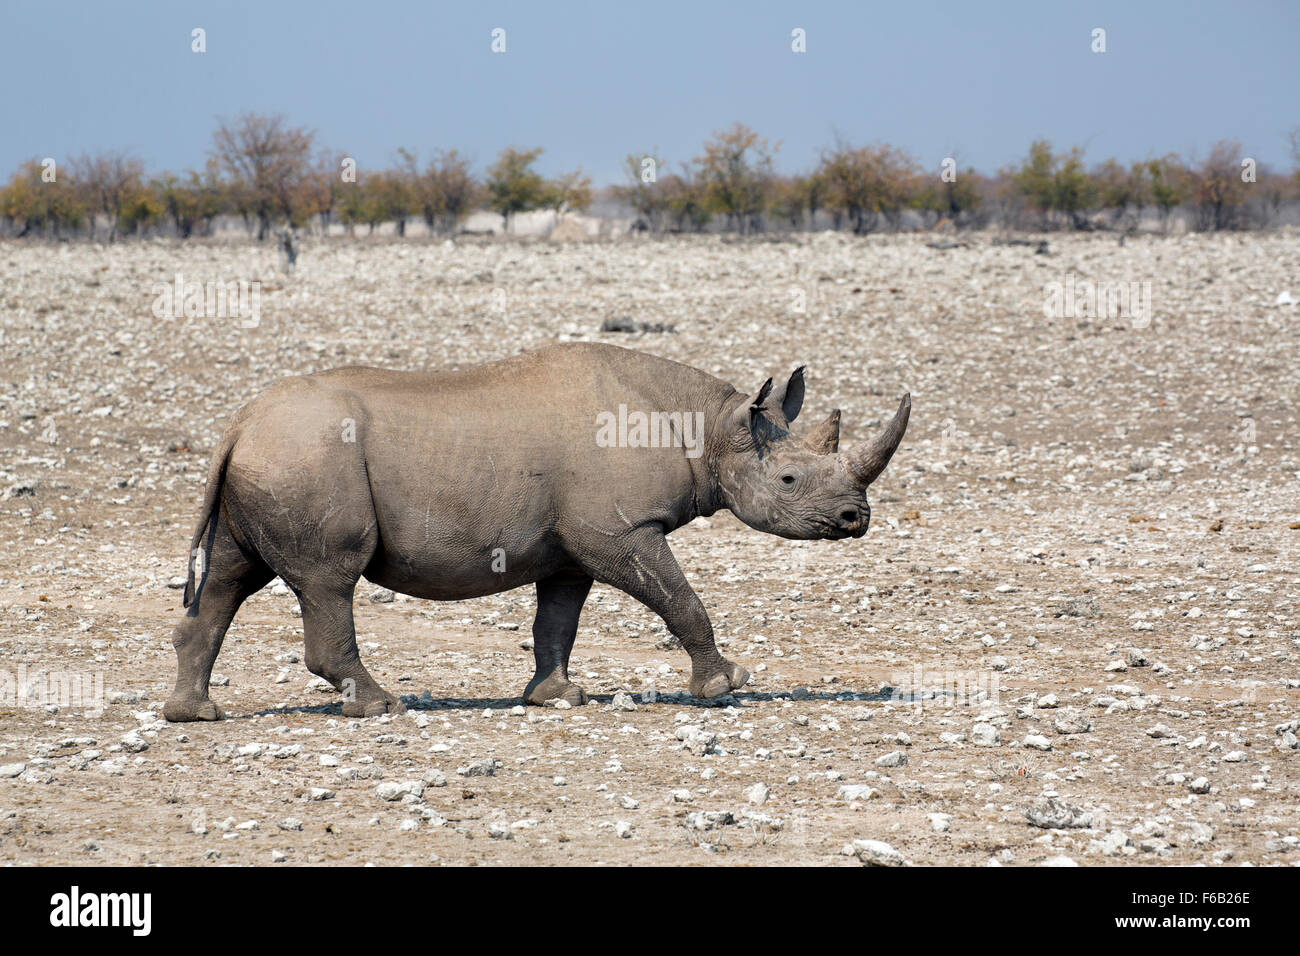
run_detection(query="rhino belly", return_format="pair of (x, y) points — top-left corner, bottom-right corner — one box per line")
(356, 415), (577, 599)
(361, 496), (573, 600)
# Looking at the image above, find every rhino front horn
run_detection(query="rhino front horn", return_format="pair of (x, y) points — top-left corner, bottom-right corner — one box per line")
(847, 393), (911, 488)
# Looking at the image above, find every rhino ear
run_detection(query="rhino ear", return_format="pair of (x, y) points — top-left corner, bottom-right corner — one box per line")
(730, 378), (774, 435)
(805, 409), (841, 454)
(769, 366), (806, 423)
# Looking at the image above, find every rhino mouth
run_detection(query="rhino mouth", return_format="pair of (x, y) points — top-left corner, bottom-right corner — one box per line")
(812, 515), (869, 540)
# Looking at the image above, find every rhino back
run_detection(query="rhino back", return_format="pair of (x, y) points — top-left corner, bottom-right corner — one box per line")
(276, 343), (732, 595)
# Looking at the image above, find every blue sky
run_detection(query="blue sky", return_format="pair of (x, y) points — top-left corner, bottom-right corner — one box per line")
(4, 0), (1297, 184)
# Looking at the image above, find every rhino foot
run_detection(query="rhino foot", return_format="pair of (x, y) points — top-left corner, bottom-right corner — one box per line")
(523, 670), (588, 707)
(163, 695), (223, 722)
(689, 660), (750, 699)
(342, 692), (406, 718)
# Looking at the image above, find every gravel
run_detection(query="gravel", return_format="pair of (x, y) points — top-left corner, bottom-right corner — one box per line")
(2, 231), (1296, 866)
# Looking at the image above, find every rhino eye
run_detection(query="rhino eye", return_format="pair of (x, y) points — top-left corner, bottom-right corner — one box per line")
(780, 472), (797, 486)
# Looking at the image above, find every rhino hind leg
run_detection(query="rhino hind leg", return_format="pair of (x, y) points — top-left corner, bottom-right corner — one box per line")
(297, 585), (406, 717)
(164, 510), (273, 722)
(522, 571), (593, 706)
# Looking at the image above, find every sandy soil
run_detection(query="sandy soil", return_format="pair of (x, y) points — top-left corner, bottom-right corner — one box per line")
(0, 231), (1297, 866)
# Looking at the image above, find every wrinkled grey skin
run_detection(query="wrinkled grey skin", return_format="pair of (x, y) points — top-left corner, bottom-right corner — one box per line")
(163, 342), (909, 721)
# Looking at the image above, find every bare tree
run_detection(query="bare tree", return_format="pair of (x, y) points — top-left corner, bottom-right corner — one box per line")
(402, 148), (479, 235)
(428, 150), (478, 234)
(210, 113), (315, 239)
(818, 137), (919, 234)
(695, 123), (777, 233)
(485, 147), (547, 232)
(612, 151), (669, 232)
(545, 168), (593, 213)
(1189, 140), (1247, 231)
(72, 151), (145, 241)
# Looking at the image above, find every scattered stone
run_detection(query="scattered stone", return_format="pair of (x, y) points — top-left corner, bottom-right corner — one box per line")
(875, 750), (907, 767)
(1052, 710), (1092, 735)
(853, 839), (909, 867)
(1058, 598), (1100, 619)
(1024, 796), (1094, 829)
(675, 725), (718, 755)
(610, 691), (638, 712)
(972, 723), (1001, 747)
(423, 769), (448, 788)
(743, 782), (770, 805)
(837, 782), (881, 802)
(683, 810), (735, 831)
(376, 780), (424, 802)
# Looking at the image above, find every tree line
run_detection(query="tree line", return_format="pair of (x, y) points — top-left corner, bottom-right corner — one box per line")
(3, 113), (1298, 240)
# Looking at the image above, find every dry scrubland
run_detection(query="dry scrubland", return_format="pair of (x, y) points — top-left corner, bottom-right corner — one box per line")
(1, 231), (1298, 866)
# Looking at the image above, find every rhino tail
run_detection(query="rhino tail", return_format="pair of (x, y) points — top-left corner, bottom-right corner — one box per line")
(182, 429), (238, 608)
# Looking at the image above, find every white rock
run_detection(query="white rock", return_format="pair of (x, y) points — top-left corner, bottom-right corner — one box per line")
(1052, 710), (1092, 735)
(376, 780), (424, 802)
(972, 723), (1001, 747)
(853, 839), (909, 867)
(675, 725), (718, 754)
(610, 691), (638, 712)
(837, 784), (879, 801)
(875, 750), (907, 767)
(1024, 796), (1093, 829)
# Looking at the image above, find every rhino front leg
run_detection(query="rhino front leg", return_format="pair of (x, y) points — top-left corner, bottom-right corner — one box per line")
(522, 571), (593, 706)
(583, 527), (749, 699)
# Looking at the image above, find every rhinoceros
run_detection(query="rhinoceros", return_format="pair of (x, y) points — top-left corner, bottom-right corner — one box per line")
(163, 342), (909, 721)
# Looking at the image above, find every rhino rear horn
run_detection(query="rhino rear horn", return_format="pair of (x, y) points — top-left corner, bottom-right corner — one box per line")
(847, 394), (911, 487)
(805, 409), (841, 454)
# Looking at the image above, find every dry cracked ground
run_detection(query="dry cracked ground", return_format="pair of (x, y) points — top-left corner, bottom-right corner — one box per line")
(1, 231), (1297, 867)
